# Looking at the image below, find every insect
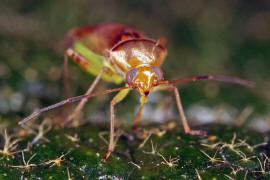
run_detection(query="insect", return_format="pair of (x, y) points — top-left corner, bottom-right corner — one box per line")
(19, 22), (253, 161)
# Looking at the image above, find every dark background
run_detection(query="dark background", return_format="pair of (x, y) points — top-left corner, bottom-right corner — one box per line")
(0, 0), (269, 131)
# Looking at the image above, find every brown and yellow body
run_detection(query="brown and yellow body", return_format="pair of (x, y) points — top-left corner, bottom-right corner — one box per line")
(67, 23), (167, 94)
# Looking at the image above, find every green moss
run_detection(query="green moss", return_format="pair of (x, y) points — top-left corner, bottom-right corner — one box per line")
(0, 123), (269, 179)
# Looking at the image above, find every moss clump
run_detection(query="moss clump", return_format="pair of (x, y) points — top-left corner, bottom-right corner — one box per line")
(0, 122), (269, 179)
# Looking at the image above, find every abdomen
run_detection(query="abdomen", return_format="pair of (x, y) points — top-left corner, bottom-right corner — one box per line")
(66, 22), (145, 57)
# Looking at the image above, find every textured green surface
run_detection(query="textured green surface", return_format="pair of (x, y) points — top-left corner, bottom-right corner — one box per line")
(0, 123), (269, 179)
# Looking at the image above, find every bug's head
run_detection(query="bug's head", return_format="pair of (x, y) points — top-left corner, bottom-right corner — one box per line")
(126, 65), (163, 96)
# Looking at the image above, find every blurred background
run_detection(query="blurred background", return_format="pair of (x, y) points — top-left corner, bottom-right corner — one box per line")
(0, 0), (269, 132)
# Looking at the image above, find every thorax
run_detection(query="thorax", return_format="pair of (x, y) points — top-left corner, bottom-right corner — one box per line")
(109, 38), (167, 76)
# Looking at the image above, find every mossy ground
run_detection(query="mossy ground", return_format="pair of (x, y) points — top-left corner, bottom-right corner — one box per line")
(0, 122), (269, 180)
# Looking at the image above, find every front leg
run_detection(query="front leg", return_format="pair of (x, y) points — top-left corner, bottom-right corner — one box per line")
(102, 88), (130, 162)
(169, 85), (206, 136)
(132, 96), (148, 129)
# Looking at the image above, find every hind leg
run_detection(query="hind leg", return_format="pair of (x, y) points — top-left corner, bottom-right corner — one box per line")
(61, 67), (108, 127)
(61, 48), (110, 127)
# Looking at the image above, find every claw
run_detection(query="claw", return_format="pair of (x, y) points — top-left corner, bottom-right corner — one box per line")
(187, 129), (207, 136)
(101, 149), (113, 162)
(101, 157), (107, 163)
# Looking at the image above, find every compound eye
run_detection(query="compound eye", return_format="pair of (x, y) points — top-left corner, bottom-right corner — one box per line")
(152, 66), (163, 81)
(126, 68), (138, 87)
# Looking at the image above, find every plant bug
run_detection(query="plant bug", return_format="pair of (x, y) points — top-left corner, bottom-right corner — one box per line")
(19, 22), (253, 161)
